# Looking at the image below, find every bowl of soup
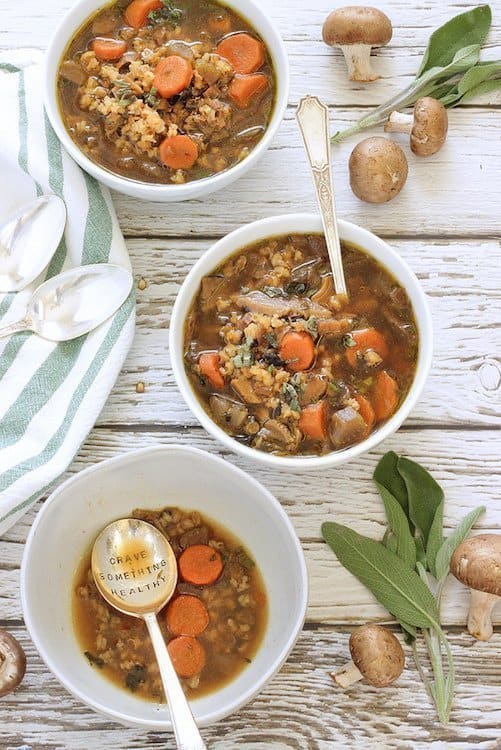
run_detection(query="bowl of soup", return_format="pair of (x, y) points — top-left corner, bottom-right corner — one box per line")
(170, 214), (433, 468)
(21, 445), (308, 729)
(45, 0), (289, 201)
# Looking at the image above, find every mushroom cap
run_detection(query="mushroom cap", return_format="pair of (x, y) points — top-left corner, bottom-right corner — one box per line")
(0, 628), (26, 698)
(450, 534), (501, 596)
(323, 6), (393, 47)
(410, 97), (448, 156)
(348, 136), (408, 203)
(349, 624), (404, 687)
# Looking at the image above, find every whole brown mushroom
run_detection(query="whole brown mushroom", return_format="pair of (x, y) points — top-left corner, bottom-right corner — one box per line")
(349, 136), (408, 203)
(385, 97), (448, 156)
(0, 629), (26, 698)
(450, 534), (501, 641)
(332, 624), (405, 688)
(322, 6), (392, 82)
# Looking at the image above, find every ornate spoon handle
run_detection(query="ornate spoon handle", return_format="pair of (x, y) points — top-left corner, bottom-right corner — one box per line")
(0, 318), (31, 339)
(296, 95), (347, 298)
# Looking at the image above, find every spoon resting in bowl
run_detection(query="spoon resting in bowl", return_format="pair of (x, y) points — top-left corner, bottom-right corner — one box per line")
(92, 519), (207, 750)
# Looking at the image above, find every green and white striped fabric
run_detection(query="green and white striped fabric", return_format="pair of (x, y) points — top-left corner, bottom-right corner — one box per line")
(0, 51), (135, 536)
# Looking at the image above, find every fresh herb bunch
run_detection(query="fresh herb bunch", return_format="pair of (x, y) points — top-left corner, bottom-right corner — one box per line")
(322, 451), (485, 723)
(332, 5), (501, 143)
(148, 0), (183, 27)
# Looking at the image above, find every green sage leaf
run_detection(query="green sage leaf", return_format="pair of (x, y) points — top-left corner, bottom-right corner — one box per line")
(457, 60), (501, 96)
(397, 457), (444, 545)
(377, 483), (416, 569)
(374, 451), (409, 515)
(434, 506), (486, 582)
(383, 528), (398, 554)
(426, 500), (445, 579)
(455, 78), (501, 105)
(322, 522), (440, 629)
(417, 5), (492, 77)
(415, 536), (427, 568)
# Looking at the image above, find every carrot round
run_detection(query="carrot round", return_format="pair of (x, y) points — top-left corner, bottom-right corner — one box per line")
(124, 0), (162, 28)
(216, 33), (265, 74)
(209, 13), (232, 36)
(299, 400), (329, 440)
(229, 74), (269, 109)
(91, 38), (127, 62)
(354, 393), (376, 428)
(198, 351), (225, 389)
(167, 636), (206, 678)
(179, 544), (224, 586)
(166, 595), (209, 637)
(346, 328), (389, 368)
(279, 331), (315, 372)
(372, 371), (399, 422)
(153, 56), (193, 99)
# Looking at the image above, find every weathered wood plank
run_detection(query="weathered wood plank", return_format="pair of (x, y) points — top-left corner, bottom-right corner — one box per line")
(1, 626), (500, 749)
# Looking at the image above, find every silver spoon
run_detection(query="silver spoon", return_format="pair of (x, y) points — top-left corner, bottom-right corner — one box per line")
(296, 95), (348, 298)
(92, 519), (207, 750)
(0, 264), (132, 341)
(0, 195), (67, 292)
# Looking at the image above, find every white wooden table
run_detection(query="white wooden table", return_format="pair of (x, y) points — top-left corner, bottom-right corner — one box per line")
(1, 0), (500, 747)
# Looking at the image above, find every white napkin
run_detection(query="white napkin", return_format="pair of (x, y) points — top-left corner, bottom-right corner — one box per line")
(0, 50), (135, 536)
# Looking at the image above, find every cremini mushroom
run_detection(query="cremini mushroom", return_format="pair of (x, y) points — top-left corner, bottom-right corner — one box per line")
(322, 6), (392, 82)
(450, 534), (501, 641)
(349, 136), (408, 203)
(385, 97), (448, 156)
(0, 629), (26, 698)
(332, 624), (405, 688)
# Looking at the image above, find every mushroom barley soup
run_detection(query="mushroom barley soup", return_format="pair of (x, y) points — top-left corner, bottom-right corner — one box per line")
(73, 507), (267, 700)
(57, 0), (276, 184)
(184, 234), (419, 456)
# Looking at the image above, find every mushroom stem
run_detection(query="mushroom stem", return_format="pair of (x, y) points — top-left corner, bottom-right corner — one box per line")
(467, 589), (500, 641)
(384, 111), (414, 134)
(340, 44), (378, 82)
(331, 659), (364, 688)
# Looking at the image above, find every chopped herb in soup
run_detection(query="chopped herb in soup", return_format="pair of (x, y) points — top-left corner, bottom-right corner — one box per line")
(73, 507), (267, 701)
(57, 0), (276, 184)
(184, 233), (419, 456)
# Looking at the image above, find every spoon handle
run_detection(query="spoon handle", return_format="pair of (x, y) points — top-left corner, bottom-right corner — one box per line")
(0, 318), (31, 339)
(296, 95), (347, 298)
(144, 612), (207, 750)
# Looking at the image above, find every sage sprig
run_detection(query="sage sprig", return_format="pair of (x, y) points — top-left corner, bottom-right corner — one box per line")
(322, 451), (485, 724)
(332, 6), (497, 143)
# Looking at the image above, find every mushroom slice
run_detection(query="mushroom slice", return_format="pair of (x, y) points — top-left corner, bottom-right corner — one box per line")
(256, 419), (301, 452)
(349, 137), (408, 204)
(450, 534), (501, 641)
(209, 394), (248, 433)
(332, 624), (404, 688)
(0, 629), (26, 697)
(385, 97), (448, 156)
(322, 6), (392, 82)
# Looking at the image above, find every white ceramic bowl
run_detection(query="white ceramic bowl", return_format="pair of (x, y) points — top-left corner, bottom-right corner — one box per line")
(21, 445), (308, 730)
(170, 214), (433, 469)
(44, 0), (289, 202)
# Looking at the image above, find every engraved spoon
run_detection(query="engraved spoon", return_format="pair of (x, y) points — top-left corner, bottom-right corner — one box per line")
(92, 519), (207, 750)
(0, 195), (66, 292)
(296, 95), (348, 298)
(0, 264), (132, 341)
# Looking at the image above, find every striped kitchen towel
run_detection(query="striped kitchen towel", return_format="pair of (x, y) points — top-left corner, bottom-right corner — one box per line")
(0, 50), (135, 536)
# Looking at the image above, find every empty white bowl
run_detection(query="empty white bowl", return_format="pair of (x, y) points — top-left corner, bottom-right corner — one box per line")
(21, 445), (308, 729)
(170, 213), (433, 469)
(44, 0), (289, 201)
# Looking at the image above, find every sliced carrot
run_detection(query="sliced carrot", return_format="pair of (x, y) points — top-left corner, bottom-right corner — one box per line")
(167, 636), (206, 678)
(124, 0), (162, 28)
(209, 13), (232, 36)
(179, 544), (224, 586)
(372, 371), (399, 422)
(198, 351), (225, 389)
(346, 328), (389, 368)
(216, 33), (265, 74)
(354, 393), (376, 428)
(153, 56), (193, 99)
(91, 38), (127, 62)
(229, 74), (269, 109)
(159, 134), (198, 169)
(279, 331), (315, 372)
(299, 400), (329, 440)
(166, 595), (210, 637)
